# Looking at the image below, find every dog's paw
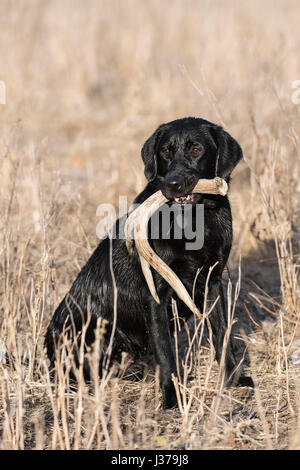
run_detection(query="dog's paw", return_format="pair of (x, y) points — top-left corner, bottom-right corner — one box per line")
(162, 383), (178, 409)
(237, 376), (254, 388)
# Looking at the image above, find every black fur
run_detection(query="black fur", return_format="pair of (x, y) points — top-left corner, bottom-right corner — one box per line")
(45, 117), (253, 409)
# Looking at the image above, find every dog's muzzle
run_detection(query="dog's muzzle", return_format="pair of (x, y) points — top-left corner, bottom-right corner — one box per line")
(163, 176), (197, 204)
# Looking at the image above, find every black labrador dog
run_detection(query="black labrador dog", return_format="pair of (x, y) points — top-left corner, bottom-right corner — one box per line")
(45, 117), (253, 409)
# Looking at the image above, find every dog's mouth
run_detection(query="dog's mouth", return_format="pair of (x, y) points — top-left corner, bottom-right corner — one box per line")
(171, 193), (195, 205)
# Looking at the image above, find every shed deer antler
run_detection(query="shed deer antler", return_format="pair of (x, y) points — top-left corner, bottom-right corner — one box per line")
(125, 177), (228, 317)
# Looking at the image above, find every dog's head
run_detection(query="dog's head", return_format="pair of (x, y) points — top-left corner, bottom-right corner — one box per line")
(141, 117), (243, 203)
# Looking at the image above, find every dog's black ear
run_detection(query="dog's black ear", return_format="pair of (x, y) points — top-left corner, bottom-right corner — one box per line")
(209, 126), (243, 179)
(141, 126), (163, 182)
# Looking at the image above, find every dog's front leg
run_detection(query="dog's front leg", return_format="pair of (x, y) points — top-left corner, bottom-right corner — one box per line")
(145, 285), (178, 409)
(207, 280), (254, 387)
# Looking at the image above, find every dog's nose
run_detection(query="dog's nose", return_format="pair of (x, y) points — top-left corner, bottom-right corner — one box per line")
(165, 176), (183, 193)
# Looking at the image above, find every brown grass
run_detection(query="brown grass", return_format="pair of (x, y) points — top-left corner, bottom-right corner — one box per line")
(0, 0), (300, 450)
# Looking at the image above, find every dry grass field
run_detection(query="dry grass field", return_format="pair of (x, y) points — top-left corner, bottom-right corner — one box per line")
(0, 0), (300, 450)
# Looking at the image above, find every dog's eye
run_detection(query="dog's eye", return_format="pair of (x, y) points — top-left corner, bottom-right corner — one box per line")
(162, 149), (170, 158)
(192, 148), (201, 155)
